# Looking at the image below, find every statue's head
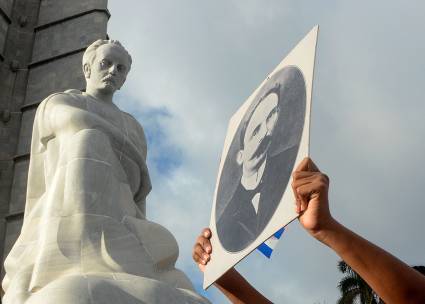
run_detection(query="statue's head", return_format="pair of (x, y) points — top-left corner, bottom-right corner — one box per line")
(82, 39), (132, 96)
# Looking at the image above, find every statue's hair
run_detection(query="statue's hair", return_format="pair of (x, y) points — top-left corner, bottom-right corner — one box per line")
(82, 39), (132, 74)
(239, 83), (281, 149)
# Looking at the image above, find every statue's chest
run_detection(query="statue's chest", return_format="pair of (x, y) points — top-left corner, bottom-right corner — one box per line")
(55, 99), (127, 136)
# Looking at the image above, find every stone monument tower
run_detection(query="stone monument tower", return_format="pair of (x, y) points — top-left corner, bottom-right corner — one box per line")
(1, 1), (209, 303)
(0, 0), (109, 285)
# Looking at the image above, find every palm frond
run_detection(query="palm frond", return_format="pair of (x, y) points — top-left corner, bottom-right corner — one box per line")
(337, 260), (378, 304)
(337, 289), (359, 304)
(338, 276), (361, 293)
(338, 260), (349, 273)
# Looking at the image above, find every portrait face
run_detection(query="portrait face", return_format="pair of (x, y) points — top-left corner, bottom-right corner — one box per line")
(240, 92), (279, 175)
(85, 44), (130, 95)
(215, 66), (306, 253)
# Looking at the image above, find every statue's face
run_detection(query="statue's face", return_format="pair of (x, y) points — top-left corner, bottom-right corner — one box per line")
(85, 44), (130, 95)
(240, 92), (279, 174)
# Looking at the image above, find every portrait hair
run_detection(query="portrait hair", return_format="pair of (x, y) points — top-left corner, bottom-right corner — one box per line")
(82, 39), (132, 76)
(239, 83), (281, 150)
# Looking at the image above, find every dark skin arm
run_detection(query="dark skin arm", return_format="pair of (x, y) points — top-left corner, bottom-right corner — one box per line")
(193, 228), (272, 304)
(292, 157), (425, 304)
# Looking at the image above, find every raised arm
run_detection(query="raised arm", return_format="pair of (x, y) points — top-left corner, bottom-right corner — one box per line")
(292, 157), (425, 304)
(193, 228), (272, 304)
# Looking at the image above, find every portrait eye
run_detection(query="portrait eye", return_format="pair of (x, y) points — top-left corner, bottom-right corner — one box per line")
(117, 64), (126, 72)
(252, 125), (260, 137)
(267, 107), (278, 120)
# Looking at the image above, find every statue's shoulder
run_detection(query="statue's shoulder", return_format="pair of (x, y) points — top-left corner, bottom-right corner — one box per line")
(121, 111), (136, 123)
(40, 89), (85, 108)
(121, 111), (144, 130)
(63, 89), (84, 95)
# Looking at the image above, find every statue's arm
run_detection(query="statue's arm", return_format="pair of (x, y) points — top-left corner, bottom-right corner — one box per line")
(135, 120), (149, 214)
(33, 93), (70, 149)
(122, 112), (149, 160)
(135, 118), (148, 161)
(123, 113), (150, 216)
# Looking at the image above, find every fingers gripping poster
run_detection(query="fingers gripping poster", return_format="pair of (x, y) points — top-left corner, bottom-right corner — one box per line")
(204, 26), (319, 288)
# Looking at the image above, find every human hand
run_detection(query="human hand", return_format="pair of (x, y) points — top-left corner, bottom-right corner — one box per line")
(291, 157), (334, 241)
(192, 228), (212, 272)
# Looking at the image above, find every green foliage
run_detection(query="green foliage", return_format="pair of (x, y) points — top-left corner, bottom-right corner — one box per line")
(336, 261), (379, 304)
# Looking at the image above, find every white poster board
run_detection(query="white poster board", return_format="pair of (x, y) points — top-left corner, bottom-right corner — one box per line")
(204, 26), (319, 289)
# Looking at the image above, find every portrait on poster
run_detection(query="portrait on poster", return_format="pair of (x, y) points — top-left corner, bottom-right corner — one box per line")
(204, 25), (317, 288)
(215, 66), (306, 253)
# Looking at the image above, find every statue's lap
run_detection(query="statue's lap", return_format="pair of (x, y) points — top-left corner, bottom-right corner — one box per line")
(25, 273), (205, 304)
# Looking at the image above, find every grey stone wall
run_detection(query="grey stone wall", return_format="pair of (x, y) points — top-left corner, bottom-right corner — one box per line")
(0, 105), (20, 160)
(32, 11), (108, 63)
(25, 53), (87, 106)
(0, 0), (109, 285)
(0, 0), (14, 17)
(15, 108), (36, 156)
(0, 16), (8, 54)
(0, 0), (13, 57)
(38, 0), (107, 26)
(0, 161), (13, 227)
(8, 160), (29, 214)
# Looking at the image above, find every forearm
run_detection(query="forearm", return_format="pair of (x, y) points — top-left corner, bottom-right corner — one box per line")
(318, 219), (425, 304)
(214, 268), (272, 304)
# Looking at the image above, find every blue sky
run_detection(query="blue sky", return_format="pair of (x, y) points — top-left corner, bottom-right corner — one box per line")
(108, 1), (425, 303)
(115, 95), (183, 175)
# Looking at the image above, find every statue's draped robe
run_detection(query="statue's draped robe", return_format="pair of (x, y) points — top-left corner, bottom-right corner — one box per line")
(3, 91), (209, 304)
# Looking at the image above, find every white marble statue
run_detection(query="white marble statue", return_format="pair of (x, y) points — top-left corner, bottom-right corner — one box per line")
(2, 40), (210, 304)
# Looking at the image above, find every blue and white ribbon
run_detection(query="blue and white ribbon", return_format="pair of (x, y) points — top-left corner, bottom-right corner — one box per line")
(257, 227), (285, 258)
